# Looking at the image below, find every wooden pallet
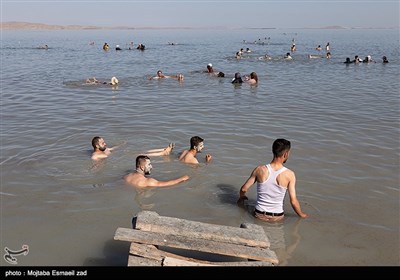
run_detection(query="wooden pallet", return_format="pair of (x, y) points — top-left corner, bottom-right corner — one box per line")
(114, 210), (278, 266)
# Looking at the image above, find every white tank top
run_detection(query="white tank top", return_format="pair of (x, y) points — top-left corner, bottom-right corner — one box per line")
(255, 164), (288, 213)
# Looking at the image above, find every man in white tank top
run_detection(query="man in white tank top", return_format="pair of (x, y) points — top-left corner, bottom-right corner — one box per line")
(238, 138), (308, 222)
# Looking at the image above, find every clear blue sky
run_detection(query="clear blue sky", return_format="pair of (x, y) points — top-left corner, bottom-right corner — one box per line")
(2, 0), (399, 29)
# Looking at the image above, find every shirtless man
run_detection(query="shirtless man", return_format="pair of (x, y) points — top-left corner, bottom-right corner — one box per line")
(238, 138), (308, 222)
(179, 136), (212, 164)
(149, 70), (171, 80)
(91, 136), (174, 160)
(91, 136), (125, 161)
(124, 155), (189, 188)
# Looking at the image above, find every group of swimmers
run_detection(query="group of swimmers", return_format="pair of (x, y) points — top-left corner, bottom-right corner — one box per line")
(85, 76), (119, 85)
(91, 135), (211, 188)
(91, 135), (309, 222)
(143, 64), (258, 85)
(206, 63), (258, 85)
(102, 42), (145, 51)
(344, 55), (389, 64)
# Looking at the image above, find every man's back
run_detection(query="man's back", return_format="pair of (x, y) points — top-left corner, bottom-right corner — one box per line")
(124, 172), (147, 188)
(179, 150), (199, 164)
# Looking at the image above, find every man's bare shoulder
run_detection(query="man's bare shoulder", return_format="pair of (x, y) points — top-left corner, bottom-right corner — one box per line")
(255, 164), (267, 171)
(124, 172), (141, 186)
(179, 150), (189, 160)
(282, 167), (295, 179)
(179, 150), (199, 164)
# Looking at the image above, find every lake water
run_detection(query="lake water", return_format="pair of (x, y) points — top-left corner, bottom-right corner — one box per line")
(1, 28), (399, 266)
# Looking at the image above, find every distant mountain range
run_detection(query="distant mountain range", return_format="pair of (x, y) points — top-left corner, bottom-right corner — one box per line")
(1, 21), (133, 30)
(1, 21), (394, 30)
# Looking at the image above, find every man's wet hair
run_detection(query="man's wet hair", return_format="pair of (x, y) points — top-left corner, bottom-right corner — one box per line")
(136, 155), (150, 168)
(92, 136), (102, 150)
(190, 136), (204, 149)
(272, 138), (291, 158)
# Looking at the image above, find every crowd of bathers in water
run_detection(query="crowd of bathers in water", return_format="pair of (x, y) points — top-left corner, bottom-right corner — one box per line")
(49, 37), (390, 87)
(83, 64), (259, 87)
(343, 55), (389, 64)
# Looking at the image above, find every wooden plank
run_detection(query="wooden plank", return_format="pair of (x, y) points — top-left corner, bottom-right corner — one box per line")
(114, 228), (278, 264)
(162, 256), (274, 266)
(162, 256), (214, 266)
(129, 243), (274, 266)
(127, 254), (161, 266)
(130, 242), (216, 264)
(134, 210), (270, 248)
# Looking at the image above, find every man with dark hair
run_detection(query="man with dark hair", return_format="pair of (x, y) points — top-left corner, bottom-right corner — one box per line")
(91, 136), (125, 161)
(124, 155), (189, 188)
(179, 136), (212, 164)
(91, 136), (173, 161)
(238, 138), (308, 222)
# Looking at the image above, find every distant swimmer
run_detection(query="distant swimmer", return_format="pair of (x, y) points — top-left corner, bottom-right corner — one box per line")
(353, 55), (362, 63)
(206, 63), (214, 73)
(124, 155), (190, 188)
(325, 42), (330, 52)
(308, 53), (330, 59)
(245, 72), (258, 85)
(259, 54), (272, 60)
(171, 73), (185, 82)
(231, 72), (243, 84)
(38, 44), (48, 49)
(149, 70), (171, 80)
(316, 45), (322, 51)
(137, 43), (145, 50)
(363, 55), (375, 63)
(382, 56), (389, 63)
(103, 43), (110, 51)
(284, 52), (293, 60)
(115, 45), (122, 51)
(86, 76), (119, 85)
(308, 54), (323, 59)
(205, 63), (224, 77)
(291, 38), (296, 52)
(343, 57), (353, 64)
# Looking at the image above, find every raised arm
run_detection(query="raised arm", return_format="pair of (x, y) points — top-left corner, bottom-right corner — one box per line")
(146, 175), (189, 188)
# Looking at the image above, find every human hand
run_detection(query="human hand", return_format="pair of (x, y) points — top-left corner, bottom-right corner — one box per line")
(237, 195), (248, 205)
(205, 154), (212, 162)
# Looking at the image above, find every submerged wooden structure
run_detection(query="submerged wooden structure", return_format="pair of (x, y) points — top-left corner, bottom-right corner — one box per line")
(114, 210), (279, 266)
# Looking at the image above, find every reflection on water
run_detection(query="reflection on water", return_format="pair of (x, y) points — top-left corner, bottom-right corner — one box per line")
(134, 188), (156, 210)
